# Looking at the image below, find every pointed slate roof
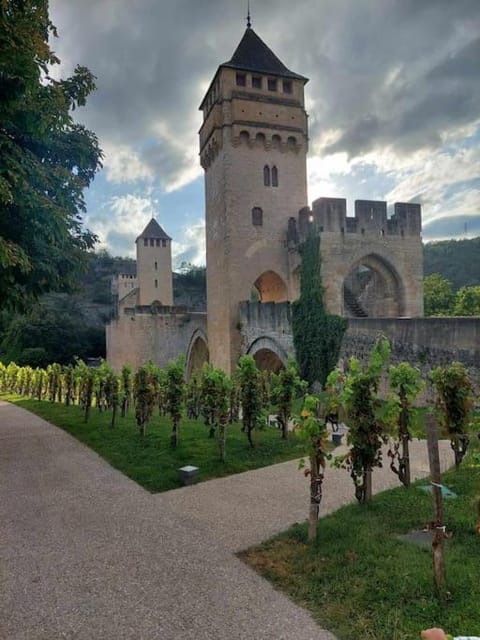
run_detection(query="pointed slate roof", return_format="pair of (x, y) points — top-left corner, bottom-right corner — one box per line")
(136, 218), (171, 242)
(222, 27), (307, 81)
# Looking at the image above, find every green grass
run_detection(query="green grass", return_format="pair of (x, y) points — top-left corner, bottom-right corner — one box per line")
(241, 444), (480, 640)
(3, 394), (305, 492)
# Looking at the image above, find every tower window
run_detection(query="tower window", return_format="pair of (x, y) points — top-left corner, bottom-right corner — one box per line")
(162, 239), (167, 247)
(263, 165), (271, 186)
(154, 261), (158, 270)
(267, 78), (277, 91)
(150, 238), (154, 247)
(236, 73), (246, 87)
(143, 238), (148, 247)
(272, 134), (281, 148)
(252, 207), (263, 226)
(154, 279), (158, 288)
(283, 80), (292, 94)
(252, 75), (262, 89)
(272, 166), (278, 187)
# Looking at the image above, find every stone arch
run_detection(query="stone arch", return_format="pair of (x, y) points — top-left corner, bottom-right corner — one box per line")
(247, 336), (288, 373)
(239, 130), (250, 143)
(343, 253), (406, 317)
(185, 329), (209, 378)
(252, 270), (288, 303)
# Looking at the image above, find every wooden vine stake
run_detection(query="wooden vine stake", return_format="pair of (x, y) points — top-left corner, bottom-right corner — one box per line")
(425, 415), (446, 598)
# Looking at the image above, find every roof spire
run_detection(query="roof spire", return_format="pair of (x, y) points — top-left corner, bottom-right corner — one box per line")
(246, 1), (251, 28)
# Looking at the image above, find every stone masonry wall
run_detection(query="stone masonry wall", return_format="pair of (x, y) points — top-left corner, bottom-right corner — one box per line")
(239, 302), (480, 394)
(342, 317), (480, 397)
(106, 307), (207, 372)
(239, 301), (294, 363)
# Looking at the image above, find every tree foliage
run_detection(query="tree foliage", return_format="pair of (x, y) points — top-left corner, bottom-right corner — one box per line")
(294, 395), (331, 541)
(165, 358), (185, 448)
(431, 362), (474, 468)
(453, 286), (480, 316)
(0, 0), (102, 310)
(0, 294), (105, 365)
(424, 274), (455, 316)
(201, 365), (232, 461)
(334, 337), (391, 503)
(133, 365), (155, 437)
(424, 237), (480, 290)
(271, 359), (306, 440)
(386, 363), (425, 487)
(291, 229), (347, 388)
(236, 355), (263, 448)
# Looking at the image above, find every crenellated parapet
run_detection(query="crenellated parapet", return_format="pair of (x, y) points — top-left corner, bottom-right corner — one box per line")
(289, 197), (421, 241)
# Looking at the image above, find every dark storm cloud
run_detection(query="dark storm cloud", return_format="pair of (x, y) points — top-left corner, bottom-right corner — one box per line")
(51, 0), (480, 183)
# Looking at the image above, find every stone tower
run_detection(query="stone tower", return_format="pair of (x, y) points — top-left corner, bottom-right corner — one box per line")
(199, 25), (309, 372)
(135, 218), (173, 306)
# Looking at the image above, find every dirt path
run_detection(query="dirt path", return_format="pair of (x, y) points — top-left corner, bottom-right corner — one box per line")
(0, 400), (452, 639)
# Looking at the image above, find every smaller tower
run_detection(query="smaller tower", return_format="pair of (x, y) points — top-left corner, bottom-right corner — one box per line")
(135, 219), (173, 306)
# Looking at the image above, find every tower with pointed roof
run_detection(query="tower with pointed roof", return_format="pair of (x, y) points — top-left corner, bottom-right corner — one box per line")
(135, 218), (173, 306)
(199, 23), (309, 372)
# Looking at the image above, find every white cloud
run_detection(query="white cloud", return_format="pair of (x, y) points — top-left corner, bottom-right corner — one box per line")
(172, 220), (206, 268)
(103, 144), (154, 184)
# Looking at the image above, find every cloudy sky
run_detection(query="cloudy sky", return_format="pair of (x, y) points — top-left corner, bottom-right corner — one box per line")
(50, 0), (480, 265)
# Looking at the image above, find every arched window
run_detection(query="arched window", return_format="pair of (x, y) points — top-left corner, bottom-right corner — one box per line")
(271, 165), (278, 187)
(272, 134), (281, 148)
(256, 132), (266, 144)
(252, 207), (263, 226)
(239, 130), (250, 143)
(287, 136), (297, 148)
(154, 279), (158, 288)
(154, 261), (158, 270)
(263, 165), (270, 186)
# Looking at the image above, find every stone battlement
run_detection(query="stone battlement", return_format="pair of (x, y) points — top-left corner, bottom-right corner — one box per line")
(290, 197), (422, 242)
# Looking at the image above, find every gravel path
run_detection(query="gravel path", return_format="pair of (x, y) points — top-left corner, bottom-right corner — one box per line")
(0, 400), (453, 640)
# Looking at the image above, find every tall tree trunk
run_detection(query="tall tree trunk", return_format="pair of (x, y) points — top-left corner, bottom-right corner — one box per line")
(364, 466), (372, 502)
(171, 420), (178, 448)
(110, 403), (117, 429)
(282, 413), (288, 440)
(426, 417), (447, 598)
(401, 433), (411, 488)
(219, 423), (226, 462)
(247, 426), (254, 448)
(308, 454), (323, 542)
(400, 401), (411, 487)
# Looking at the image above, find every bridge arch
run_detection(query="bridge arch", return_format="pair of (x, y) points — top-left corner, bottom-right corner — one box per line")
(246, 336), (288, 373)
(185, 329), (209, 378)
(343, 253), (406, 317)
(252, 270), (288, 303)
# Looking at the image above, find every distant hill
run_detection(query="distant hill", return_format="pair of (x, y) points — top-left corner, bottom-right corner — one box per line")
(423, 237), (480, 290)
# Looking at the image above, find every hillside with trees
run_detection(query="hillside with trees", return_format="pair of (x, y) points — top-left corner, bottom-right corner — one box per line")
(0, 254), (206, 366)
(424, 237), (480, 290)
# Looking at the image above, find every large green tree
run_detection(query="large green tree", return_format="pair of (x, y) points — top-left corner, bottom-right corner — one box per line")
(423, 274), (455, 316)
(453, 285), (480, 316)
(0, 294), (105, 366)
(0, 0), (102, 310)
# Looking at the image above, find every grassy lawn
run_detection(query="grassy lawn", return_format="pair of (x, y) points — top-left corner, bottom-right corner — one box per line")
(241, 446), (480, 640)
(3, 395), (305, 492)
